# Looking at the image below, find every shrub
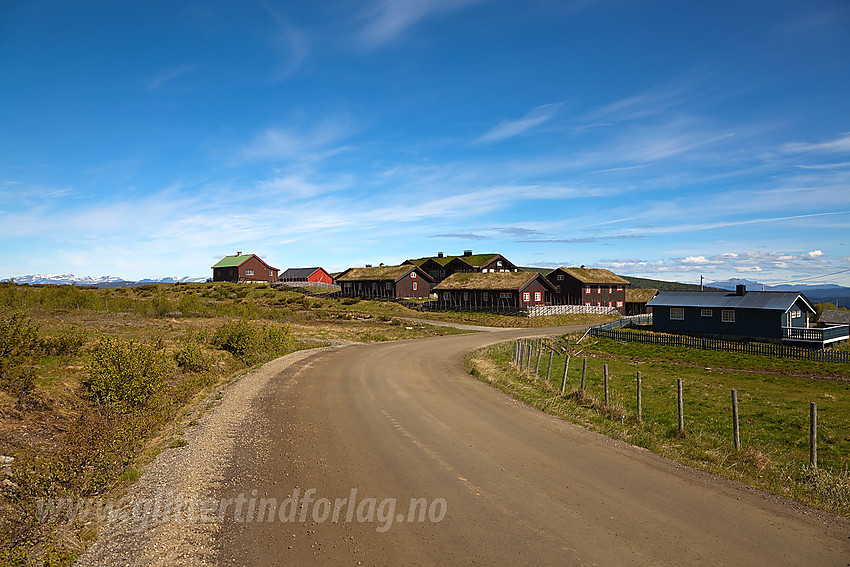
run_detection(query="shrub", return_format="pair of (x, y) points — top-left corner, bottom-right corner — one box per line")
(0, 315), (41, 399)
(85, 337), (171, 409)
(175, 341), (210, 373)
(40, 330), (86, 356)
(211, 320), (290, 364)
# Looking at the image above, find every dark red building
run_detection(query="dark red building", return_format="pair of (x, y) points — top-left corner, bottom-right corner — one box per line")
(433, 272), (555, 309)
(334, 265), (434, 299)
(211, 252), (279, 283)
(280, 267), (333, 285)
(546, 267), (630, 313)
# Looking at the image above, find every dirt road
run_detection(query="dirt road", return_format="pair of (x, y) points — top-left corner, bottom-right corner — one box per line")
(213, 328), (850, 566)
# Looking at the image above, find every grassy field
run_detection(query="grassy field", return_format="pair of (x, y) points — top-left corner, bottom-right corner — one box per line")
(468, 334), (850, 518)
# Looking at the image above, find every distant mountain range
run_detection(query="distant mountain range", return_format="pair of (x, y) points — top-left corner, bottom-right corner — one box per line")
(708, 278), (850, 306)
(7, 274), (207, 288)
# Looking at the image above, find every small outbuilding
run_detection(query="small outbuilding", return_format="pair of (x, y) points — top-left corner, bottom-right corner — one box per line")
(334, 265), (434, 299)
(280, 267), (333, 285)
(624, 288), (658, 316)
(211, 252), (279, 283)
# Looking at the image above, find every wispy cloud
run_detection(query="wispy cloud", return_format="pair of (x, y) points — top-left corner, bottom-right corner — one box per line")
(258, 1), (310, 80)
(238, 118), (353, 162)
(475, 104), (562, 144)
(781, 133), (850, 155)
(356, 0), (486, 48)
(147, 65), (199, 91)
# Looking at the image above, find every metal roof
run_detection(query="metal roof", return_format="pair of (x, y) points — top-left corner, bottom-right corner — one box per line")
(281, 267), (325, 279)
(819, 309), (850, 325)
(647, 291), (815, 312)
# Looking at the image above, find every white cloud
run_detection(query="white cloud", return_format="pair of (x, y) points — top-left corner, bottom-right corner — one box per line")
(781, 133), (850, 155)
(475, 104), (562, 144)
(238, 119), (353, 162)
(357, 0), (485, 48)
(805, 250), (825, 258)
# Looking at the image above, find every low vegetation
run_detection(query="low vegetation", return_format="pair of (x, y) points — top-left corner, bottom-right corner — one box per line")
(468, 335), (850, 518)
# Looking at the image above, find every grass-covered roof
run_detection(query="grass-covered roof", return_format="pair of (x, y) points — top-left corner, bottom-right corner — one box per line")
(433, 271), (546, 291)
(335, 265), (422, 282)
(625, 288), (658, 303)
(557, 267), (630, 285)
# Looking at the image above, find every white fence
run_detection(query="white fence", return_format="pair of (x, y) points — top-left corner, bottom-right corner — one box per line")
(526, 304), (619, 317)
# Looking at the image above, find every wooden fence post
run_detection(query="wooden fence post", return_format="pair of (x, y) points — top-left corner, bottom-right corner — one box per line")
(677, 378), (684, 433)
(731, 389), (740, 451)
(546, 351), (553, 383)
(603, 364), (609, 406)
(535, 345), (542, 379)
(810, 402), (817, 470)
(560, 355), (570, 394)
(636, 371), (642, 422)
(581, 358), (587, 391)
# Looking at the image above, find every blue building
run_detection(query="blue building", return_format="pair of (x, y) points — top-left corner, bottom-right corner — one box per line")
(647, 285), (848, 346)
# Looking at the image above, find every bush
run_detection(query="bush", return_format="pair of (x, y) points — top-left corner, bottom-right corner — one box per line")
(175, 341), (210, 373)
(0, 315), (41, 399)
(85, 337), (171, 409)
(40, 330), (86, 356)
(211, 320), (291, 364)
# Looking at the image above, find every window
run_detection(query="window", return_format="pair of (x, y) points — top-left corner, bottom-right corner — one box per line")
(557, 274), (564, 281)
(269, 270), (274, 278)
(246, 269), (254, 276)
(791, 310), (801, 318)
(534, 291), (542, 302)
(670, 308), (685, 320)
(585, 302), (591, 306)
(443, 292), (451, 300)
(585, 287), (591, 294)
(463, 292), (469, 301)
(701, 309), (712, 317)
(616, 287), (624, 292)
(412, 281), (418, 291)
(608, 287), (613, 294)
(482, 292), (489, 302)
(722, 309), (735, 323)
(522, 292), (531, 303)
(386, 282), (392, 290)
(555, 285), (561, 293)
(496, 260), (503, 267)
(410, 271), (417, 279)
(616, 301), (623, 308)
(500, 292), (511, 299)
(608, 301), (613, 307)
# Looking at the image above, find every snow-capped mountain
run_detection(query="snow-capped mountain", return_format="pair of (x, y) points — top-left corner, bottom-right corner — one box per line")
(7, 274), (206, 287)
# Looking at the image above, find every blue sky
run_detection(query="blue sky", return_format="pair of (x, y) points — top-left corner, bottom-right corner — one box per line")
(1, 0), (849, 285)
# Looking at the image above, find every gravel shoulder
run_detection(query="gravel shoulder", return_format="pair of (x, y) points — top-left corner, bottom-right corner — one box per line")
(74, 347), (342, 566)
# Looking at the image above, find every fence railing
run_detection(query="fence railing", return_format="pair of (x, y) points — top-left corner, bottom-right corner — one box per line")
(781, 325), (850, 343)
(526, 304), (619, 317)
(588, 328), (850, 363)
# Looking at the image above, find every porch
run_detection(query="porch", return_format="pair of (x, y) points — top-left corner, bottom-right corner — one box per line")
(781, 325), (849, 346)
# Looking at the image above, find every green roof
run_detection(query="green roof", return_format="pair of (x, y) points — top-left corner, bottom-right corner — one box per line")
(212, 254), (252, 268)
(336, 265), (424, 282)
(433, 271), (548, 291)
(625, 288), (658, 303)
(557, 267), (630, 285)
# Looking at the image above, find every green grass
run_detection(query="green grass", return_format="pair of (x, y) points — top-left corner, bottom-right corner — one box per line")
(470, 337), (850, 517)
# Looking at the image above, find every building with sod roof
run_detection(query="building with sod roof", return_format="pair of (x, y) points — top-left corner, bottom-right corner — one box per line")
(211, 252), (279, 283)
(404, 251), (517, 284)
(545, 267), (630, 313)
(334, 264), (434, 299)
(433, 271), (556, 310)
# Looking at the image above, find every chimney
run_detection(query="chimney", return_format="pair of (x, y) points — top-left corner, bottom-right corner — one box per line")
(365, 264), (372, 268)
(736, 284), (747, 296)
(463, 249), (472, 257)
(437, 252), (444, 258)
(236, 251), (242, 256)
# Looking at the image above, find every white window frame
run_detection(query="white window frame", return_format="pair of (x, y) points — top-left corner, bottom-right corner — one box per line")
(245, 269), (254, 276)
(608, 287), (613, 294)
(616, 286), (624, 292)
(616, 301), (623, 308)
(701, 309), (712, 317)
(585, 287), (591, 294)
(791, 309), (801, 318)
(722, 309), (735, 323)
(670, 307), (685, 320)
(557, 274), (564, 281)
(522, 292), (531, 303)
(412, 281), (418, 291)
(410, 271), (417, 279)
(534, 291), (542, 302)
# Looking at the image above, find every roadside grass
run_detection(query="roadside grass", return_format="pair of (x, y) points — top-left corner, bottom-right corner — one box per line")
(468, 337), (850, 518)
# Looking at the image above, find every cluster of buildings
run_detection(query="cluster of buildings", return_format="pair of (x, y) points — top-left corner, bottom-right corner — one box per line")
(211, 250), (850, 347)
(211, 250), (645, 314)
